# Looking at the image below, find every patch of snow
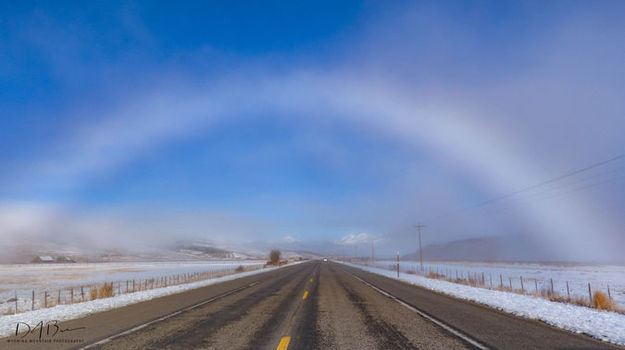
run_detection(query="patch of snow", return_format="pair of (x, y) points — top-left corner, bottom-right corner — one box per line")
(371, 260), (625, 306)
(0, 260), (266, 310)
(340, 262), (625, 346)
(0, 262), (302, 338)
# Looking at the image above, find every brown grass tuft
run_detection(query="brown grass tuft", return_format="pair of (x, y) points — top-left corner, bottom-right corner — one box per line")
(98, 283), (114, 299)
(235, 265), (245, 273)
(90, 288), (97, 300)
(427, 271), (445, 279)
(593, 291), (616, 311)
(570, 296), (590, 307)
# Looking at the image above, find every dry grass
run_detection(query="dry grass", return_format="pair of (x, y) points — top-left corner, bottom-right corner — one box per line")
(3, 264), (275, 315)
(98, 283), (114, 299)
(593, 291), (617, 311)
(455, 278), (475, 287)
(428, 271), (445, 279)
(547, 295), (570, 303)
(386, 264), (624, 314)
(570, 296), (590, 307)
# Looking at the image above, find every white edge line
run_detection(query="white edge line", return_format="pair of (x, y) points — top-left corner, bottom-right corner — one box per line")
(350, 273), (490, 350)
(79, 281), (260, 349)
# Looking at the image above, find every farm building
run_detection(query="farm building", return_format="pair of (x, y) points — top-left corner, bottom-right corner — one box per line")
(55, 256), (76, 263)
(31, 255), (55, 263)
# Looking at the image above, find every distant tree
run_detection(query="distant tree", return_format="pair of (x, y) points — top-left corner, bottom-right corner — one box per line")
(269, 249), (281, 265)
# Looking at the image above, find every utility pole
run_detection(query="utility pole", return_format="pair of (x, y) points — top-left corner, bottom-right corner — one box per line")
(415, 223), (426, 272)
(396, 250), (400, 278)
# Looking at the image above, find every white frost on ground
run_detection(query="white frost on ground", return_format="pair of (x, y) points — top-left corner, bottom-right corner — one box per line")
(371, 260), (625, 306)
(341, 261), (625, 346)
(0, 262), (299, 338)
(0, 260), (266, 292)
(0, 260), (266, 314)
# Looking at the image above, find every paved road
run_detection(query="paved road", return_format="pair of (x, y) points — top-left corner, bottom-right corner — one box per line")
(3, 261), (621, 349)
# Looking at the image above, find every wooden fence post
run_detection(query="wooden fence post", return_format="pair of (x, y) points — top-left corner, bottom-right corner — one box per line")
(588, 283), (592, 305)
(566, 281), (570, 301)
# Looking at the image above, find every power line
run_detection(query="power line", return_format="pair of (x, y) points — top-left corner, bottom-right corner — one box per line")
(516, 165), (625, 197)
(500, 172), (625, 208)
(432, 152), (625, 220)
(485, 166), (625, 207)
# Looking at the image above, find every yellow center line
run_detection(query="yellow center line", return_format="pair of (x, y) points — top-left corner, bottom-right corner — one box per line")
(275, 269), (318, 350)
(276, 336), (291, 350)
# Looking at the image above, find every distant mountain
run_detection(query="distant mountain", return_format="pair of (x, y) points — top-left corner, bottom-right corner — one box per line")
(402, 235), (552, 262)
(2, 239), (267, 263)
(282, 250), (324, 259)
(175, 242), (241, 259)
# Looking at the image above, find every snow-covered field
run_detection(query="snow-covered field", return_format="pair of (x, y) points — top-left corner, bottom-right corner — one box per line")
(371, 260), (625, 306)
(0, 260), (264, 314)
(0, 261), (301, 338)
(342, 261), (625, 346)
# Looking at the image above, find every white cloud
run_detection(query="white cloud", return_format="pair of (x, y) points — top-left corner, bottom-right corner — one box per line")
(338, 233), (379, 245)
(283, 235), (297, 243)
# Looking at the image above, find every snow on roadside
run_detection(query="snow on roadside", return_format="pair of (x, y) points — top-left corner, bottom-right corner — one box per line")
(340, 262), (625, 346)
(0, 262), (302, 338)
(370, 259), (625, 306)
(0, 260), (267, 314)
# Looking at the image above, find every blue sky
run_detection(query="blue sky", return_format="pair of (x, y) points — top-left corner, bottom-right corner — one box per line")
(1, 1), (625, 260)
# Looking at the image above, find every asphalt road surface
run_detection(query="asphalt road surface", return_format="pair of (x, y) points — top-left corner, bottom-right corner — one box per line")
(3, 261), (621, 350)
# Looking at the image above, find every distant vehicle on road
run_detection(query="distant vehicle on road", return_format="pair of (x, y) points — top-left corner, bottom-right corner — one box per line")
(323, 258), (328, 262)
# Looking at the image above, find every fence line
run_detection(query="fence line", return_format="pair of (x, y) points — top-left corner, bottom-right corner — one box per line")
(2, 263), (264, 316)
(344, 258), (621, 312)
